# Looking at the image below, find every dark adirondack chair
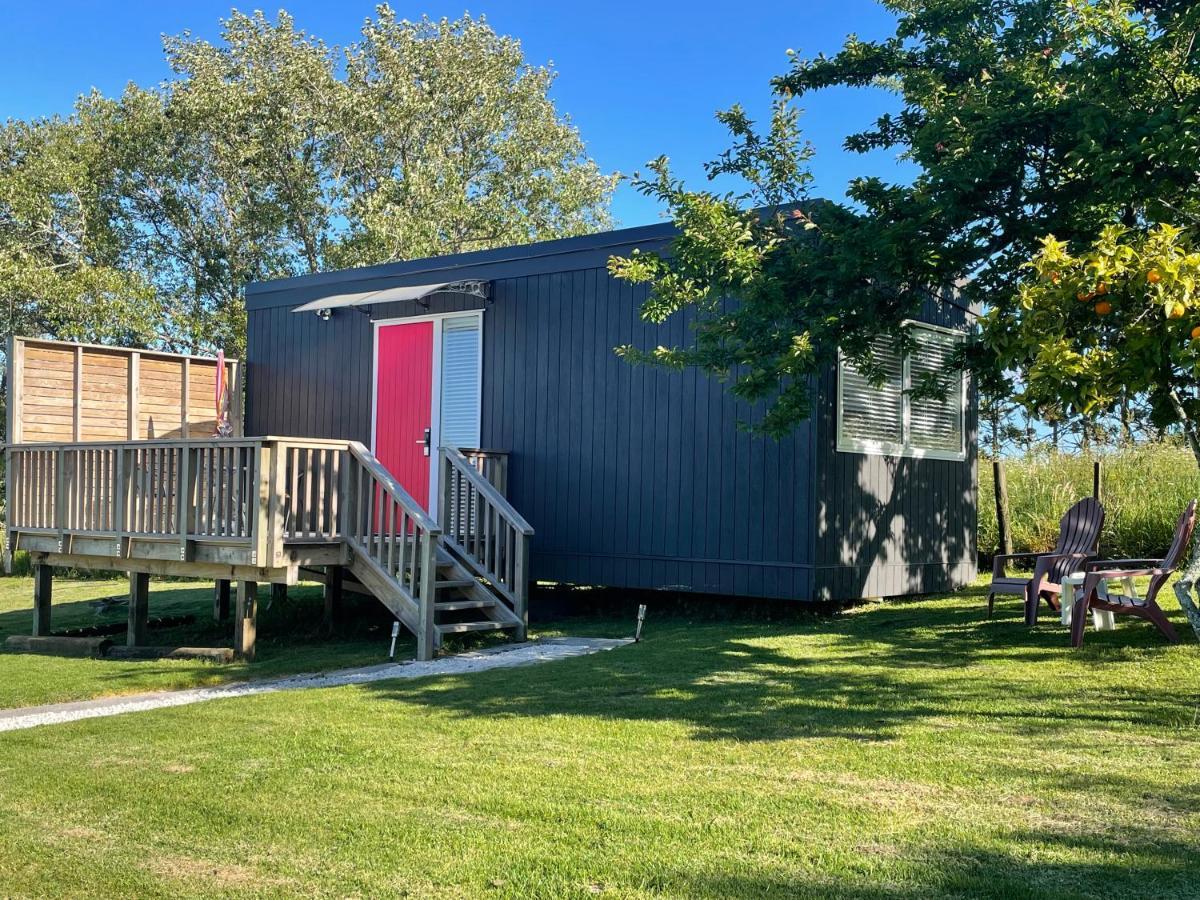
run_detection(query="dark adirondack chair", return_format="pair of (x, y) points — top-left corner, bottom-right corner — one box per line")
(987, 497), (1105, 625)
(1072, 499), (1198, 647)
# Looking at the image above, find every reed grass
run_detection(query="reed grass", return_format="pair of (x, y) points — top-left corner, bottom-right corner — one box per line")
(979, 442), (1200, 559)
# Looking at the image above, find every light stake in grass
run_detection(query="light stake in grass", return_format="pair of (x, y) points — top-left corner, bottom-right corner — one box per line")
(388, 621), (400, 661)
(635, 604), (647, 642)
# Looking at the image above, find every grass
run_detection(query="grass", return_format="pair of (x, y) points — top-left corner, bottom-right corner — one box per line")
(979, 442), (1200, 559)
(0, 578), (1198, 897)
(0, 575), (412, 709)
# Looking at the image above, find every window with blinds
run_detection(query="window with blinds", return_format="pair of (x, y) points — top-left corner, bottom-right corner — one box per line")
(836, 323), (966, 460)
(439, 315), (482, 450)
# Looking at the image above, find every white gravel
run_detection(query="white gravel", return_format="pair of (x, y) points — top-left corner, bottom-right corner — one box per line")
(0, 637), (632, 734)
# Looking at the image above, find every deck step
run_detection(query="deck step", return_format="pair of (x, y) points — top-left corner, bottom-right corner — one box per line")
(435, 578), (476, 590)
(435, 620), (510, 635)
(435, 598), (497, 612)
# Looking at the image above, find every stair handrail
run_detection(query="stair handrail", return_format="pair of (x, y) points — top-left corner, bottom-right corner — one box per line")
(438, 446), (532, 636)
(342, 441), (440, 659)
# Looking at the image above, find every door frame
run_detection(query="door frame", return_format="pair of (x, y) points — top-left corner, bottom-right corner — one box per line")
(370, 309), (485, 517)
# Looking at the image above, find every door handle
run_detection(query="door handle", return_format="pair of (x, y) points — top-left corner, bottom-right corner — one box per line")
(416, 427), (431, 456)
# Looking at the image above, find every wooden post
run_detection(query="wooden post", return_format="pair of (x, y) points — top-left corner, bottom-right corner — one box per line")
(180, 357), (190, 439)
(7, 335), (24, 445)
(54, 449), (66, 551)
(417, 531), (438, 661)
(514, 536), (530, 642)
(127, 572), (149, 647)
(32, 562), (52, 636)
(213, 579), (231, 623)
(179, 442), (196, 562)
(126, 351), (140, 440)
(1093, 459), (1103, 502)
(993, 459), (1013, 557)
(324, 565), (343, 635)
(271, 583), (288, 608)
(251, 444), (271, 567)
(228, 359), (244, 437)
(235, 581), (258, 661)
(72, 346), (83, 441)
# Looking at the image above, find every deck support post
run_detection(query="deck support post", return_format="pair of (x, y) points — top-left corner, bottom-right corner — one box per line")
(235, 581), (258, 661)
(324, 565), (343, 635)
(127, 572), (150, 646)
(417, 531), (438, 661)
(32, 562), (52, 636)
(213, 580), (231, 623)
(271, 583), (288, 608)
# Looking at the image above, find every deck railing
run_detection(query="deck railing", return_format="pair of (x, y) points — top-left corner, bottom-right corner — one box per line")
(7, 437), (531, 658)
(341, 441), (439, 631)
(6, 437), (348, 566)
(439, 446), (532, 628)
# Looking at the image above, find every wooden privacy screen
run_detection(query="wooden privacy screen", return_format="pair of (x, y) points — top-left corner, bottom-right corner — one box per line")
(7, 337), (241, 444)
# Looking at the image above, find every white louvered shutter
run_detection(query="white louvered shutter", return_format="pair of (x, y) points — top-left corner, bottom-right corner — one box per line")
(439, 316), (481, 449)
(839, 337), (905, 450)
(908, 329), (963, 454)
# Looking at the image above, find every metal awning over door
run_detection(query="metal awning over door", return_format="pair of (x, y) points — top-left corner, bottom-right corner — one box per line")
(291, 280), (489, 313)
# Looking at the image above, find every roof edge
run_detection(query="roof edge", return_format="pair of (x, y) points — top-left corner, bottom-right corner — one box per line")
(246, 221), (677, 300)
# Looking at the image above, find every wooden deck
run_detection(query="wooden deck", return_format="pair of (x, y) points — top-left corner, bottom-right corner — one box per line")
(6, 437), (532, 660)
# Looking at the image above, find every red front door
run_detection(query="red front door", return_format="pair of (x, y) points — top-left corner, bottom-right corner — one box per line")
(375, 321), (434, 508)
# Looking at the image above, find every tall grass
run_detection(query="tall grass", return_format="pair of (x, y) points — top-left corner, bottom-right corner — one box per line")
(979, 442), (1200, 560)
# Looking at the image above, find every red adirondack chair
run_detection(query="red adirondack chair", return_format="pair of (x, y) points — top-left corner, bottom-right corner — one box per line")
(987, 497), (1106, 625)
(1072, 499), (1198, 648)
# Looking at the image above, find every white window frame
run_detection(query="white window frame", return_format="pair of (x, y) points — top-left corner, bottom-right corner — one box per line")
(836, 321), (967, 462)
(370, 309), (485, 516)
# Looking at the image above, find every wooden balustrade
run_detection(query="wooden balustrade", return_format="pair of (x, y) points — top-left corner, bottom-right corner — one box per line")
(340, 441), (440, 653)
(459, 449), (509, 496)
(438, 446), (532, 627)
(6, 437), (347, 565)
(7, 437), (527, 662)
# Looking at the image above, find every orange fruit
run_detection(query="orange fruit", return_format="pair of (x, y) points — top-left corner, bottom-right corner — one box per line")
(1076, 291), (1091, 302)
(1167, 302), (1186, 320)
(1095, 282), (1108, 295)
(1191, 325), (1200, 340)
(1094, 301), (1113, 315)
(1148, 269), (1162, 284)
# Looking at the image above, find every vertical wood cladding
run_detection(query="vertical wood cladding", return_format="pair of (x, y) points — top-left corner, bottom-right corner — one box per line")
(246, 234), (976, 601)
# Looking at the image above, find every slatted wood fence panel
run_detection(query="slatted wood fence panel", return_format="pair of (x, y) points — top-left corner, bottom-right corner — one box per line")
(7, 337), (240, 444)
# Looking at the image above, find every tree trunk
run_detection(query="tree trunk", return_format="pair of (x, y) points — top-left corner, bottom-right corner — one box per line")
(1167, 389), (1200, 640)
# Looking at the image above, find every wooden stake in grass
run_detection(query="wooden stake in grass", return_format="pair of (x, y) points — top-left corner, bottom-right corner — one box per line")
(993, 460), (1013, 558)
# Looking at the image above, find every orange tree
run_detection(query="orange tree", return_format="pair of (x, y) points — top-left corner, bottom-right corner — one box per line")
(979, 222), (1200, 632)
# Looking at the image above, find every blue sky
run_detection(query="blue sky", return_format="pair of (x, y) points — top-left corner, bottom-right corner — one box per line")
(0, 0), (912, 226)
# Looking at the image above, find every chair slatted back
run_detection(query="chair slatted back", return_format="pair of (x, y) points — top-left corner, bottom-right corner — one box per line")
(1048, 497), (1105, 583)
(1162, 499), (1197, 571)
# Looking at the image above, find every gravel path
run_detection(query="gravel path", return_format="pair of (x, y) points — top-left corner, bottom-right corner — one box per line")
(0, 637), (632, 733)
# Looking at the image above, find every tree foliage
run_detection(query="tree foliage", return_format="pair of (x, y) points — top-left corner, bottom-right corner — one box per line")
(984, 224), (1200, 460)
(0, 6), (615, 356)
(612, 0), (1200, 435)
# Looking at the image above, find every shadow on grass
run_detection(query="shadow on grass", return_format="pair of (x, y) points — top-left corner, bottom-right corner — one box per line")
(363, 582), (1198, 744)
(0, 579), (411, 688)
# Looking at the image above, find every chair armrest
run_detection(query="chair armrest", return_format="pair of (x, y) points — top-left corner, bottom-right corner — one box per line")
(1082, 568), (1170, 601)
(1084, 558), (1161, 571)
(992, 552), (1042, 578)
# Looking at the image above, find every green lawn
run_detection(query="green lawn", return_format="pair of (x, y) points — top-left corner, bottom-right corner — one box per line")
(0, 579), (1198, 897)
(0, 575), (412, 709)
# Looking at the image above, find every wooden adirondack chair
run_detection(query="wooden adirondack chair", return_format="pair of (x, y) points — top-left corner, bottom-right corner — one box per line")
(1071, 499), (1198, 648)
(987, 497), (1105, 625)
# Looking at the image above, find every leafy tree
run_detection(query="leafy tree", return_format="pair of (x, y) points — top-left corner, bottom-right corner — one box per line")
(612, 0), (1200, 435)
(333, 8), (615, 267)
(0, 6), (615, 358)
(982, 223), (1200, 632)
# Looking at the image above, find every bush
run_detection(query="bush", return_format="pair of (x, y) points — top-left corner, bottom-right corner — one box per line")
(979, 442), (1200, 561)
